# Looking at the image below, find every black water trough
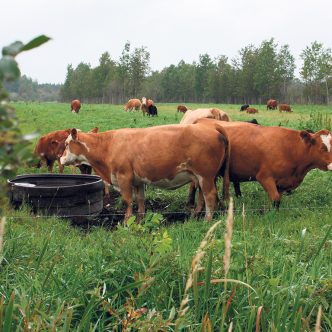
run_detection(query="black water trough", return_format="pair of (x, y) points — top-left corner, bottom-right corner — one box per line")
(8, 174), (104, 219)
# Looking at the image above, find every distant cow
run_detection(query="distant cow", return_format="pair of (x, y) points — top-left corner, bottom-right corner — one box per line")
(125, 99), (142, 112)
(180, 108), (231, 124)
(192, 119), (332, 207)
(240, 104), (249, 111)
(147, 105), (158, 116)
(34, 127), (99, 173)
(71, 99), (81, 113)
(279, 104), (292, 112)
(141, 97), (154, 115)
(60, 124), (230, 221)
(246, 107), (258, 114)
(177, 105), (188, 113)
(267, 99), (278, 110)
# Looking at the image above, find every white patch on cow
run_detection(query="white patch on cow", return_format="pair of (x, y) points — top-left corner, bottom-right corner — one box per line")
(327, 163), (332, 171)
(320, 134), (332, 152)
(134, 172), (193, 190)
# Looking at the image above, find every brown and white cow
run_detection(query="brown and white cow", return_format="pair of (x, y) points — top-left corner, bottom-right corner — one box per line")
(180, 108), (231, 124)
(191, 118), (332, 207)
(60, 124), (230, 221)
(71, 99), (81, 113)
(246, 107), (258, 114)
(177, 105), (188, 113)
(279, 104), (292, 112)
(34, 127), (99, 173)
(141, 97), (154, 115)
(124, 99), (142, 112)
(266, 99), (278, 110)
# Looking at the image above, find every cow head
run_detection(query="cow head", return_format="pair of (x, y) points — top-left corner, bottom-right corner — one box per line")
(300, 130), (332, 170)
(60, 128), (90, 166)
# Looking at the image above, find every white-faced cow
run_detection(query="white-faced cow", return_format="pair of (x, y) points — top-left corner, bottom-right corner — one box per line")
(60, 124), (230, 221)
(190, 118), (332, 208)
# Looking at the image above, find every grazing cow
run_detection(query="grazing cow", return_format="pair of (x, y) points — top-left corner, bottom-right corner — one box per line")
(177, 105), (188, 113)
(60, 124), (230, 221)
(34, 127), (99, 173)
(191, 119), (332, 207)
(71, 99), (81, 113)
(147, 105), (158, 116)
(266, 99), (278, 110)
(180, 108), (231, 124)
(124, 99), (142, 112)
(279, 104), (292, 112)
(246, 107), (258, 114)
(240, 104), (250, 111)
(141, 97), (154, 115)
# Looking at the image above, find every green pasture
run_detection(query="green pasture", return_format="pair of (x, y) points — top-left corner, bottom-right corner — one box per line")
(1, 102), (332, 331)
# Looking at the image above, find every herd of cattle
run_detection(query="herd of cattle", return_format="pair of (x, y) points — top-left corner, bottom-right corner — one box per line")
(33, 100), (332, 221)
(238, 99), (292, 114)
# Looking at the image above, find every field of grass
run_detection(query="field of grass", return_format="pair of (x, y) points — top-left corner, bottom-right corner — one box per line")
(1, 102), (332, 331)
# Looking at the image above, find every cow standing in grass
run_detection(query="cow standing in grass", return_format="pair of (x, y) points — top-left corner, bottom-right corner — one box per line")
(190, 119), (332, 208)
(71, 99), (81, 113)
(124, 99), (142, 112)
(60, 124), (230, 221)
(180, 108), (231, 124)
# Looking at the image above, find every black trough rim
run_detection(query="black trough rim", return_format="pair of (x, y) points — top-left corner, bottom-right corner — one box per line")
(7, 173), (103, 189)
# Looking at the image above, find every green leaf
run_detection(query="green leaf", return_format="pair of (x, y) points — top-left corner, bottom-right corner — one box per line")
(0, 56), (20, 81)
(20, 35), (51, 52)
(2, 41), (24, 56)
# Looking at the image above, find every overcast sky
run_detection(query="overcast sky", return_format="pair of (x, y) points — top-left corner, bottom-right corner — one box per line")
(1, 0), (331, 84)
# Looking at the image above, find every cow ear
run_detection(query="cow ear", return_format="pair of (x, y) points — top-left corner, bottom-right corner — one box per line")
(51, 140), (59, 146)
(300, 130), (315, 145)
(89, 127), (99, 133)
(71, 128), (78, 140)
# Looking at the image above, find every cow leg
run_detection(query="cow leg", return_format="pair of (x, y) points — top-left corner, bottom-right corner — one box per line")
(200, 178), (218, 221)
(256, 175), (281, 207)
(47, 159), (55, 172)
(57, 159), (65, 173)
(117, 174), (134, 222)
(187, 181), (197, 208)
(194, 187), (205, 215)
(233, 180), (242, 197)
(135, 184), (145, 222)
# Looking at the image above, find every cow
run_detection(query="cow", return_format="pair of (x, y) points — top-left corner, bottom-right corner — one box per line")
(34, 127), (99, 173)
(141, 97), (154, 115)
(124, 99), (142, 112)
(147, 105), (158, 116)
(266, 99), (278, 110)
(279, 104), (292, 112)
(240, 104), (250, 111)
(246, 107), (258, 114)
(180, 108), (231, 125)
(71, 99), (81, 113)
(60, 124), (230, 222)
(177, 105), (188, 113)
(190, 118), (332, 208)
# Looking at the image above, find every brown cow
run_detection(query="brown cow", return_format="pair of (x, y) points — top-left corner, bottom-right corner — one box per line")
(191, 119), (332, 207)
(124, 99), (142, 112)
(60, 124), (230, 221)
(71, 99), (81, 113)
(246, 107), (258, 114)
(141, 97), (154, 115)
(177, 105), (188, 113)
(180, 108), (231, 124)
(34, 127), (99, 173)
(279, 104), (292, 112)
(266, 99), (278, 110)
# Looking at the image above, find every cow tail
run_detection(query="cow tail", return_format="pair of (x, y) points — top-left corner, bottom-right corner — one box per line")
(215, 124), (230, 203)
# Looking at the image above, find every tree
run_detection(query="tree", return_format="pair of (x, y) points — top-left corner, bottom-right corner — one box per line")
(300, 41), (332, 104)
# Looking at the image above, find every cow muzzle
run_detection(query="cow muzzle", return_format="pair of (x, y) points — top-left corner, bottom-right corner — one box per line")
(327, 163), (332, 171)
